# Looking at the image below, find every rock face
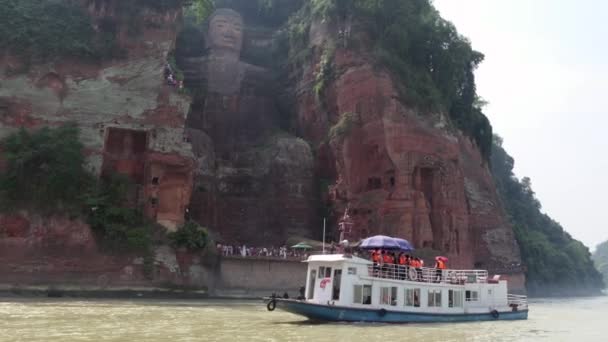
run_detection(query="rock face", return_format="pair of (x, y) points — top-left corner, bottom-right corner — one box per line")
(292, 19), (522, 275)
(0, 1), (524, 291)
(0, 1), (193, 231)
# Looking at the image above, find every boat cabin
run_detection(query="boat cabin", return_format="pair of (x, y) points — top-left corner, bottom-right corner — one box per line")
(304, 254), (525, 314)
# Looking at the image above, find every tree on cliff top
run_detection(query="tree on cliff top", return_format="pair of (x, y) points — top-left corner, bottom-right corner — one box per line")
(491, 136), (605, 295)
(0, 0), (120, 61)
(287, 0), (492, 160)
(593, 241), (608, 287)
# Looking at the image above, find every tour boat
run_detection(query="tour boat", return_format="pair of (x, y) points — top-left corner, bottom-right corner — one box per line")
(265, 254), (528, 323)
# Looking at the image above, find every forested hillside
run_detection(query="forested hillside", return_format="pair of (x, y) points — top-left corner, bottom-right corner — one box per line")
(491, 137), (604, 295)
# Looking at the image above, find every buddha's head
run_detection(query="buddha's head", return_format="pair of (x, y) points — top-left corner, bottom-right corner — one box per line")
(207, 8), (244, 55)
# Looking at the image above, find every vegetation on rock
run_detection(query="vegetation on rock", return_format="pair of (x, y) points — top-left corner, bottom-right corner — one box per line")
(0, 0), (119, 61)
(276, 0), (492, 160)
(0, 124), (91, 213)
(592, 241), (608, 287)
(491, 136), (605, 295)
(168, 221), (209, 251)
(84, 174), (155, 253)
(0, 124), (155, 253)
(328, 112), (359, 142)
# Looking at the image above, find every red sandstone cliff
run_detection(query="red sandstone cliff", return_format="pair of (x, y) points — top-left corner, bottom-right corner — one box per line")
(293, 19), (522, 278)
(0, 1), (525, 292)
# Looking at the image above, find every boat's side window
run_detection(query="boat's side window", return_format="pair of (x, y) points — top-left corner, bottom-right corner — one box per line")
(332, 269), (342, 301)
(379, 286), (398, 306)
(308, 269), (316, 300)
(405, 288), (420, 307)
(449, 290), (463, 308)
(354, 285), (372, 305)
(347, 267), (357, 275)
(465, 290), (479, 302)
(428, 289), (442, 307)
(319, 266), (332, 278)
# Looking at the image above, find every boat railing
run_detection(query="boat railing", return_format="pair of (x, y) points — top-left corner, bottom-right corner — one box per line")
(507, 294), (528, 309)
(366, 264), (489, 285)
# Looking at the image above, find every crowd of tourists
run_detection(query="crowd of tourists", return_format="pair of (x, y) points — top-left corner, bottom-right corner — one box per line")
(369, 249), (447, 282)
(216, 244), (308, 259)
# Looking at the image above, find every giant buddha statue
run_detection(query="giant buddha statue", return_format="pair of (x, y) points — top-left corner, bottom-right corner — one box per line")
(178, 8), (315, 245)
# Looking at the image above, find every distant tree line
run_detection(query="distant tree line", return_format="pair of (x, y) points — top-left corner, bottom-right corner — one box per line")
(593, 240), (608, 287)
(491, 136), (605, 295)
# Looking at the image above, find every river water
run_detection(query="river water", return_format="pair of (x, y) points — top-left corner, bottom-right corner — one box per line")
(0, 296), (606, 342)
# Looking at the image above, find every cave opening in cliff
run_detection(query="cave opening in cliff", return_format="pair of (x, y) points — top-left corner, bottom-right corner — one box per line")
(101, 127), (148, 185)
(413, 167), (443, 249)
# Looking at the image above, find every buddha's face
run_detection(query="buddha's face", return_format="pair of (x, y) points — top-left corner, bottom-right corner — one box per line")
(208, 10), (244, 54)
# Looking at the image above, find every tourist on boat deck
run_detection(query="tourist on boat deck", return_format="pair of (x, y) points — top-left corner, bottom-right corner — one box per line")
(435, 257), (447, 282)
(397, 252), (407, 279)
(381, 250), (390, 276)
(412, 258), (423, 281)
(371, 249), (381, 275)
(390, 252), (398, 277)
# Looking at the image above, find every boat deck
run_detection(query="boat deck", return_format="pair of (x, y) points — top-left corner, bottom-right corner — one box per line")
(366, 264), (491, 285)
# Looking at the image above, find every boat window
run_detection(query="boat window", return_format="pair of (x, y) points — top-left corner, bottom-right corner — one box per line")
(332, 269), (342, 300)
(428, 290), (442, 307)
(405, 288), (421, 307)
(319, 266), (332, 278)
(465, 290), (479, 302)
(347, 267), (357, 275)
(353, 285), (372, 305)
(380, 286), (398, 306)
(449, 290), (463, 308)
(307, 269), (316, 299)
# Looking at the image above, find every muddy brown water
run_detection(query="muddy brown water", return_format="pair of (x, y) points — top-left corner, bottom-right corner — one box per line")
(0, 296), (606, 341)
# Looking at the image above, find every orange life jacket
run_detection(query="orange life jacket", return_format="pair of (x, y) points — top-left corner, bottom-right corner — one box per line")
(372, 252), (380, 263)
(412, 260), (420, 268)
(437, 260), (446, 270)
(399, 255), (406, 265)
(383, 254), (391, 263)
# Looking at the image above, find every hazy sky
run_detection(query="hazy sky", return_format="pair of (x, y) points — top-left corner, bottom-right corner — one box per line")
(433, 0), (608, 251)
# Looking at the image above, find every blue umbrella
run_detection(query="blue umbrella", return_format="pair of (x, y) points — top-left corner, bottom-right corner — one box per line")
(394, 238), (415, 252)
(359, 235), (401, 250)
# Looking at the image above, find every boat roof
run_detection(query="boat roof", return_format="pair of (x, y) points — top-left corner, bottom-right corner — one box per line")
(306, 254), (371, 265)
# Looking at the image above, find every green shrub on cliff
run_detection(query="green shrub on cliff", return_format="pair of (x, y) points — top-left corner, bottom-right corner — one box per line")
(0, 124), (154, 253)
(593, 241), (608, 287)
(0, 0), (118, 61)
(294, 0), (493, 160)
(491, 136), (605, 295)
(328, 112), (359, 142)
(168, 221), (209, 251)
(84, 174), (154, 252)
(0, 124), (91, 213)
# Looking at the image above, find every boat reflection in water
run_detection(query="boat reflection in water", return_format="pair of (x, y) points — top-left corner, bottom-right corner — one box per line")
(265, 254), (528, 323)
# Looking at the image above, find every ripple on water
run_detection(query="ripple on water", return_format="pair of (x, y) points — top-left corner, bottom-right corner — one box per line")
(0, 297), (607, 342)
